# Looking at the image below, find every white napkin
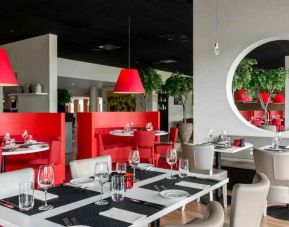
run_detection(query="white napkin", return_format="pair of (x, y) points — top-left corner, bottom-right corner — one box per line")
(175, 181), (210, 190)
(99, 207), (147, 224)
(34, 190), (59, 201)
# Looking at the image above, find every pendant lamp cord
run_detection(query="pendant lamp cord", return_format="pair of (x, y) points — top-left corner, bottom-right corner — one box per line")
(128, 16), (131, 69)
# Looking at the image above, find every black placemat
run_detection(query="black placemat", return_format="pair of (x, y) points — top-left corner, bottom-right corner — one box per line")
(127, 167), (165, 181)
(140, 175), (219, 195)
(47, 197), (162, 227)
(2, 185), (99, 216)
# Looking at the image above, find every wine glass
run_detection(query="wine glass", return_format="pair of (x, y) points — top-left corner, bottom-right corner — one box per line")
(208, 129), (213, 143)
(38, 165), (54, 211)
(116, 162), (127, 174)
(94, 162), (110, 205)
(129, 149), (140, 182)
(166, 148), (177, 179)
(22, 130), (28, 142)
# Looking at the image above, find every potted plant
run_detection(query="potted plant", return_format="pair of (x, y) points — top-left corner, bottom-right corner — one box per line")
(164, 72), (193, 142)
(57, 89), (71, 112)
(139, 68), (163, 111)
(249, 67), (288, 124)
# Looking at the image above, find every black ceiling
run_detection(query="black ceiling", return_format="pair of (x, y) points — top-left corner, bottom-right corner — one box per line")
(0, 0), (193, 75)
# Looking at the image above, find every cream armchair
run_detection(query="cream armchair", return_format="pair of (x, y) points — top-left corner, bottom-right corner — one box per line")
(70, 155), (112, 179)
(253, 148), (289, 220)
(163, 201), (224, 227)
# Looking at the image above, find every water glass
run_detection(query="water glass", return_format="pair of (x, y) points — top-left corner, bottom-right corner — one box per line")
(116, 162), (127, 174)
(111, 175), (125, 202)
(146, 122), (153, 131)
(224, 137), (231, 148)
(272, 136), (279, 149)
(38, 165), (54, 211)
(94, 162), (110, 205)
(179, 159), (189, 178)
(19, 182), (34, 211)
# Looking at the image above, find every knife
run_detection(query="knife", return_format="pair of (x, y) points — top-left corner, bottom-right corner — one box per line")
(130, 199), (165, 209)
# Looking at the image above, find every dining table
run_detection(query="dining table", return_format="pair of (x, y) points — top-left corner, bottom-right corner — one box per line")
(1, 143), (49, 173)
(0, 167), (228, 227)
(109, 130), (168, 137)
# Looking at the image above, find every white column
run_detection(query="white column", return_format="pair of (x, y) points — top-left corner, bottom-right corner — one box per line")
(89, 86), (98, 112)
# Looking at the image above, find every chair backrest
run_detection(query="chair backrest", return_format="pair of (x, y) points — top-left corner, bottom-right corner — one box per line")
(239, 110), (252, 121)
(169, 127), (178, 147)
(230, 172), (270, 227)
(0, 168), (34, 199)
(181, 142), (214, 172)
(251, 119), (262, 126)
(253, 148), (289, 181)
(134, 131), (155, 148)
(272, 118), (282, 126)
(259, 125), (276, 132)
(189, 201), (224, 227)
(49, 139), (62, 165)
(70, 155), (112, 179)
(253, 111), (264, 119)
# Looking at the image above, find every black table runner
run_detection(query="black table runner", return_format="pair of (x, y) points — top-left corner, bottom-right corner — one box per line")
(47, 197), (162, 227)
(127, 167), (165, 181)
(2, 185), (99, 216)
(140, 176), (219, 195)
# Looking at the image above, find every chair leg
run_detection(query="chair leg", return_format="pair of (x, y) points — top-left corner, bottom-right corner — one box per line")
(197, 198), (200, 203)
(181, 205), (186, 211)
(222, 184), (227, 208)
(263, 200), (267, 216)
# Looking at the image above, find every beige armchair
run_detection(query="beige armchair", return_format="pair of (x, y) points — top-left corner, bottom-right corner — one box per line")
(253, 148), (289, 220)
(70, 155), (112, 179)
(225, 172), (270, 227)
(182, 143), (227, 207)
(163, 201), (224, 227)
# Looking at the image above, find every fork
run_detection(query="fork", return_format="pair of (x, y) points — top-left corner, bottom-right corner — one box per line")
(62, 217), (72, 227)
(161, 185), (168, 190)
(71, 217), (80, 225)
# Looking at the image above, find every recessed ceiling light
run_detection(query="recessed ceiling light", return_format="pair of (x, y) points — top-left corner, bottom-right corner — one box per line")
(97, 44), (121, 51)
(159, 59), (178, 64)
(158, 33), (188, 42)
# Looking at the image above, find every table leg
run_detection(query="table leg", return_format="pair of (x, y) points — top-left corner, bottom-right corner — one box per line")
(151, 218), (160, 227)
(215, 152), (222, 199)
(1, 156), (5, 173)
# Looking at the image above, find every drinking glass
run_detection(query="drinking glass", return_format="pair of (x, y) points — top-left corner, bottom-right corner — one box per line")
(272, 136), (280, 149)
(10, 138), (16, 150)
(111, 175), (125, 202)
(224, 136), (231, 148)
(146, 122), (153, 131)
(208, 129), (213, 143)
(116, 162), (127, 174)
(22, 130), (28, 142)
(129, 149), (140, 182)
(94, 162), (110, 205)
(38, 165), (54, 211)
(19, 182), (34, 211)
(166, 148), (177, 179)
(179, 159), (189, 178)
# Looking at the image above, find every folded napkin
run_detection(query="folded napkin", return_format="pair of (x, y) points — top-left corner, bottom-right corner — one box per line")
(34, 190), (59, 201)
(175, 181), (210, 190)
(99, 207), (147, 224)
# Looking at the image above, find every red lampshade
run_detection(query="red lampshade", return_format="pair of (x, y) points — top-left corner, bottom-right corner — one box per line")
(273, 93), (285, 104)
(0, 48), (18, 86)
(114, 69), (144, 94)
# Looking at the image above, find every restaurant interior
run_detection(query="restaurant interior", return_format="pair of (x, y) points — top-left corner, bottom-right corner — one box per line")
(0, 0), (289, 227)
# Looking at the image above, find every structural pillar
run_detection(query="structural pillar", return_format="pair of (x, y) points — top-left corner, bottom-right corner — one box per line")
(89, 86), (98, 112)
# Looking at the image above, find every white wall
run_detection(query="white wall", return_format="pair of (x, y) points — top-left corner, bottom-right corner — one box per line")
(194, 0), (289, 143)
(1, 34), (57, 112)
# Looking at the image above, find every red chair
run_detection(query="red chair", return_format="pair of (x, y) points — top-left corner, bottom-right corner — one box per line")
(239, 110), (253, 121)
(134, 131), (156, 165)
(253, 111), (264, 119)
(154, 128), (178, 167)
(269, 110), (284, 119)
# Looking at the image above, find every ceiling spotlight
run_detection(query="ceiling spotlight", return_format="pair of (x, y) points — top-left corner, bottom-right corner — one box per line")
(97, 44), (121, 51)
(214, 42), (220, 55)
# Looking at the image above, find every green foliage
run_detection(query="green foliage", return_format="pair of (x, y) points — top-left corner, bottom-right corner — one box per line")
(57, 89), (71, 106)
(164, 72), (192, 98)
(233, 58), (257, 92)
(139, 68), (163, 94)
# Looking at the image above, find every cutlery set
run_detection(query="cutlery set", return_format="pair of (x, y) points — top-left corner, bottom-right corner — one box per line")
(62, 216), (80, 226)
(0, 200), (19, 210)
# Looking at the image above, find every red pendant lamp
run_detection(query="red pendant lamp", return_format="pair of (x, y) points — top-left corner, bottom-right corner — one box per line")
(0, 48), (18, 86)
(114, 17), (144, 94)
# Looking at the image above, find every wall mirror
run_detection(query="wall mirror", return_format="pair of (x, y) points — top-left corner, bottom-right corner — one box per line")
(232, 40), (289, 132)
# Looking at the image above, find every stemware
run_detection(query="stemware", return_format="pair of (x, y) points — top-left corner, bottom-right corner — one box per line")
(94, 162), (110, 205)
(116, 162), (127, 174)
(38, 165), (54, 211)
(166, 148), (177, 179)
(22, 130), (28, 142)
(128, 149), (140, 182)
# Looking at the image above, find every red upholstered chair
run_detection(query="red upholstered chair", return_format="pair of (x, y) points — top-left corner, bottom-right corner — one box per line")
(253, 111), (264, 119)
(239, 110), (253, 121)
(134, 131), (156, 165)
(272, 118), (283, 132)
(154, 127), (178, 167)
